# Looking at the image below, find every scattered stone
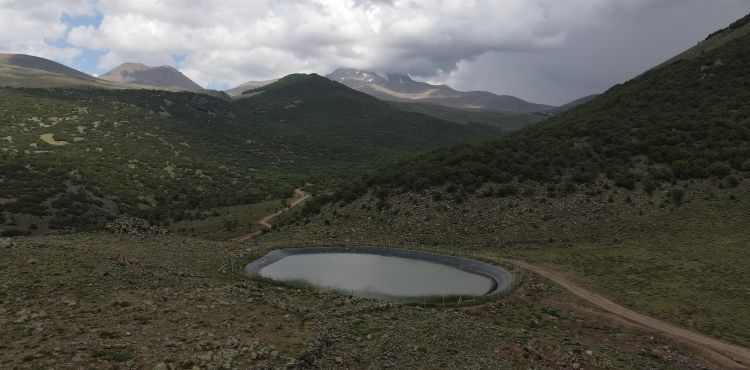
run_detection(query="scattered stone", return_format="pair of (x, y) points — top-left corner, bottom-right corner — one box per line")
(0, 238), (13, 249)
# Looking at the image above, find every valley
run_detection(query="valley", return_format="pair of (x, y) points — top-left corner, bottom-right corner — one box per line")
(1, 7), (749, 370)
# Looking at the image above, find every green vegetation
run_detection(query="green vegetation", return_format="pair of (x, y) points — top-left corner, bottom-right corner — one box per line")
(390, 101), (546, 131)
(317, 27), (750, 207)
(271, 15), (750, 351)
(169, 199), (283, 240)
(0, 75), (496, 233)
(502, 206), (750, 347)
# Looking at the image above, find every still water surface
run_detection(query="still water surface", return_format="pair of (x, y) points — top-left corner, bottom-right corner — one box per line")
(259, 252), (494, 300)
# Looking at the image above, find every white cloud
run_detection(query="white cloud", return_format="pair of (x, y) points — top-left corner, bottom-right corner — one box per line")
(0, 0), (93, 61)
(1, 0), (747, 101)
(64, 0), (642, 88)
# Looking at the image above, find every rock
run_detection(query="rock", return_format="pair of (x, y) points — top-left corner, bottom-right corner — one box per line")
(335, 356), (343, 364)
(27, 258), (38, 265)
(0, 238), (13, 249)
(572, 363), (581, 369)
(105, 217), (168, 235)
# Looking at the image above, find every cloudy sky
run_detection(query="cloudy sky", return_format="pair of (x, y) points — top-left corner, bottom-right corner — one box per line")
(0, 0), (747, 105)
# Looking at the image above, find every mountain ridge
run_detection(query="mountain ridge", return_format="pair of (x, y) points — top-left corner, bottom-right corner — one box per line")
(327, 68), (553, 113)
(100, 63), (203, 90)
(0, 53), (93, 80)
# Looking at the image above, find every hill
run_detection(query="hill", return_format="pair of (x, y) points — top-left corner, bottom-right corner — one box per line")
(657, 13), (750, 69)
(269, 15), (750, 349)
(0, 73), (496, 235)
(100, 63), (203, 90)
(543, 94), (599, 115)
(328, 68), (552, 113)
(0, 53), (93, 80)
(390, 101), (547, 131)
(0, 55), (227, 99)
(225, 79), (278, 97)
(0, 54), (126, 90)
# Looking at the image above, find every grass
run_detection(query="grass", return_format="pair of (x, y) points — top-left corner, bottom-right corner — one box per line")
(170, 199), (285, 240)
(266, 177), (750, 349)
(504, 226), (750, 347)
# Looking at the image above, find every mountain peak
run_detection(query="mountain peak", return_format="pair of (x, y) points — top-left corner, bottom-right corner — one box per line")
(385, 73), (414, 84)
(100, 63), (202, 90)
(327, 67), (551, 113)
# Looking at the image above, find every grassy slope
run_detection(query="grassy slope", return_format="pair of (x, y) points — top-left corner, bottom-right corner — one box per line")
(269, 17), (750, 347)
(352, 32), (750, 197)
(0, 232), (709, 368)
(0, 75), (497, 234)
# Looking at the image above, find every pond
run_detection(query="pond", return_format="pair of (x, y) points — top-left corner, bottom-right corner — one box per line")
(245, 247), (512, 302)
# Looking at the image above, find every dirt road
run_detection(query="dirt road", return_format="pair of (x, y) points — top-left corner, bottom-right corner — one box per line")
(233, 189), (310, 242)
(517, 261), (750, 369)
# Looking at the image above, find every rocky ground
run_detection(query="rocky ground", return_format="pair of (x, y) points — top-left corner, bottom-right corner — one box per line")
(269, 178), (747, 248)
(0, 232), (710, 369)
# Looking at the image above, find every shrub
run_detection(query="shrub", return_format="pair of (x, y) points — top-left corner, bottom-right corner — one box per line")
(1, 229), (31, 237)
(669, 188), (685, 205)
(495, 184), (519, 198)
(709, 161), (732, 178)
(726, 176), (740, 188)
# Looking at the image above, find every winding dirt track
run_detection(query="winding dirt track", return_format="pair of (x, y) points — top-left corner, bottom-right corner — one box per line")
(233, 189), (310, 242)
(516, 261), (750, 369)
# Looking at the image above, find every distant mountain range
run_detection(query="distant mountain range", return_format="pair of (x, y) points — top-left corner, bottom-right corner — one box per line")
(99, 63), (203, 90)
(327, 68), (553, 114)
(0, 54), (228, 99)
(226, 69), (594, 130)
(0, 52), (593, 132)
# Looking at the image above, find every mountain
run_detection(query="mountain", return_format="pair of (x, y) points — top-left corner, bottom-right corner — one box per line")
(657, 13), (750, 69)
(327, 68), (553, 113)
(543, 94), (599, 115)
(0, 53), (93, 80)
(0, 73), (496, 235)
(225, 79), (278, 97)
(0, 54), (126, 90)
(271, 14), (750, 350)
(100, 63), (203, 90)
(389, 101), (547, 132)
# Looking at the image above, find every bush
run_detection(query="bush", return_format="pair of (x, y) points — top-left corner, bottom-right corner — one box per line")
(1, 229), (31, 237)
(709, 161), (732, 178)
(726, 176), (740, 188)
(669, 188), (685, 205)
(495, 184), (519, 197)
